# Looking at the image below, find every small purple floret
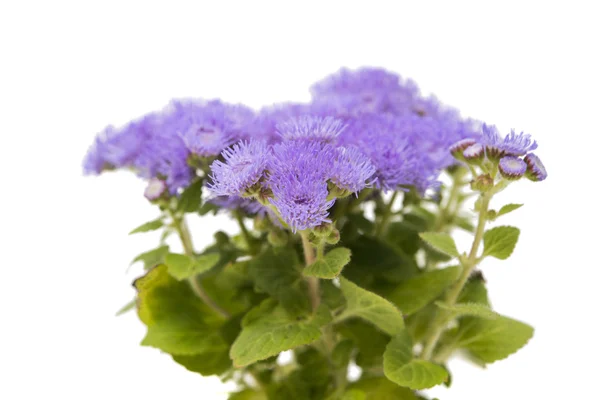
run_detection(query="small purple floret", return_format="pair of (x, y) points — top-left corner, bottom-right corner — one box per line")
(330, 146), (377, 193)
(499, 156), (527, 180)
(482, 124), (538, 158)
(268, 141), (336, 231)
(450, 138), (477, 156)
(208, 141), (269, 196)
(276, 116), (346, 143)
(524, 153), (548, 181)
(144, 178), (167, 201)
(463, 143), (484, 160)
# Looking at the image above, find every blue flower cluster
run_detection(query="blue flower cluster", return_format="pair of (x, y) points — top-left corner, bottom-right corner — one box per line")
(84, 67), (544, 231)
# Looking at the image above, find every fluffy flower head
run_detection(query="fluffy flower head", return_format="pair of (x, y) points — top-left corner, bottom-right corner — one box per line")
(208, 140), (269, 197)
(277, 116), (346, 143)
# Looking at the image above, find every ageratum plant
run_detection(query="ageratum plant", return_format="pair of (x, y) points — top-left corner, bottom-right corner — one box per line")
(84, 67), (547, 399)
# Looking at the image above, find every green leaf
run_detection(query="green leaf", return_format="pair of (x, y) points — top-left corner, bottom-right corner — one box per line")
(386, 266), (461, 316)
(332, 339), (354, 368)
(386, 222), (421, 256)
(230, 302), (321, 367)
(134, 265), (227, 355)
(344, 236), (418, 285)
(434, 301), (497, 320)
(131, 245), (169, 269)
(164, 252), (220, 281)
(129, 218), (164, 234)
(405, 304), (437, 343)
(115, 299), (136, 316)
(248, 248), (310, 316)
(341, 390), (366, 400)
(172, 348), (231, 376)
(349, 377), (419, 400)
(141, 318), (226, 355)
(419, 232), (459, 257)
(229, 390), (268, 400)
(337, 320), (388, 369)
(455, 315), (534, 363)
(177, 179), (203, 213)
(483, 226), (520, 260)
(338, 277), (404, 336)
(458, 276), (489, 305)
(497, 203), (523, 218)
(383, 330), (448, 390)
(304, 247), (351, 279)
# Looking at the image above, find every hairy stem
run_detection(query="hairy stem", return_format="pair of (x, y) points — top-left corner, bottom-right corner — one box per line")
(420, 192), (491, 360)
(235, 211), (257, 255)
(375, 191), (398, 237)
(300, 231), (320, 312)
(172, 213), (230, 319)
(434, 169), (466, 232)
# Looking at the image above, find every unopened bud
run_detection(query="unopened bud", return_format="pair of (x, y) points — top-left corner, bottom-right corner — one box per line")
(325, 228), (340, 245)
(498, 156), (526, 180)
(524, 153), (547, 182)
(471, 174), (494, 192)
(267, 229), (288, 247)
(144, 178), (167, 201)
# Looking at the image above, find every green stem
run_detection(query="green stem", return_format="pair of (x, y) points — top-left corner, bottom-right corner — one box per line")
(375, 191), (398, 237)
(171, 212), (230, 319)
(420, 192), (491, 360)
(316, 241), (325, 259)
(235, 211), (257, 255)
(300, 231), (320, 312)
(434, 169), (466, 232)
(322, 324), (347, 393)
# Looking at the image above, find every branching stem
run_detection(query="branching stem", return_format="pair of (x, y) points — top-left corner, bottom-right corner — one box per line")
(376, 191), (398, 237)
(171, 212), (230, 319)
(420, 192), (492, 360)
(300, 231), (320, 312)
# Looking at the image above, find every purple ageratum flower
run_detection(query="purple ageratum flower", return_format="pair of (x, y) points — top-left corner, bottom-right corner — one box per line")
(144, 178), (167, 200)
(242, 102), (314, 144)
(83, 121), (150, 175)
(311, 67), (401, 94)
(341, 114), (437, 192)
(524, 153), (548, 181)
(268, 141), (335, 231)
(450, 138), (478, 157)
(169, 99), (255, 157)
(463, 143), (484, 161)
(209, 196), (265, 215)
(208, 140), (269, 196)
(330, 146), (376, 193)
(481, 124), (538, 158)
(498, 156), (527, 180)
(276, 115), (346, 143)
(83, 109), (195, 195)
(392, 114), (482, 170)
(310, 67), (423, 116)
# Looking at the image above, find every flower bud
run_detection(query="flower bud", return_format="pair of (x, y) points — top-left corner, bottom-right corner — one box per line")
(325, 228), (341, 245)
(267, 229), (288, 247)
(214, 231), (230, 246)
(144, 178), (167, 201)
(253, 215), (271, 232)
(523, 153), (547, 182)
(498, 156), (527, 180)
(463, 143), (484, 163)
(450, 138), (477, 160)
(471, 174), (494, 192)
(312, 222), (334, 238)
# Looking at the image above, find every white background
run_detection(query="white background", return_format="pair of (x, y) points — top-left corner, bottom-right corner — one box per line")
(1, 1), (598, 399)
